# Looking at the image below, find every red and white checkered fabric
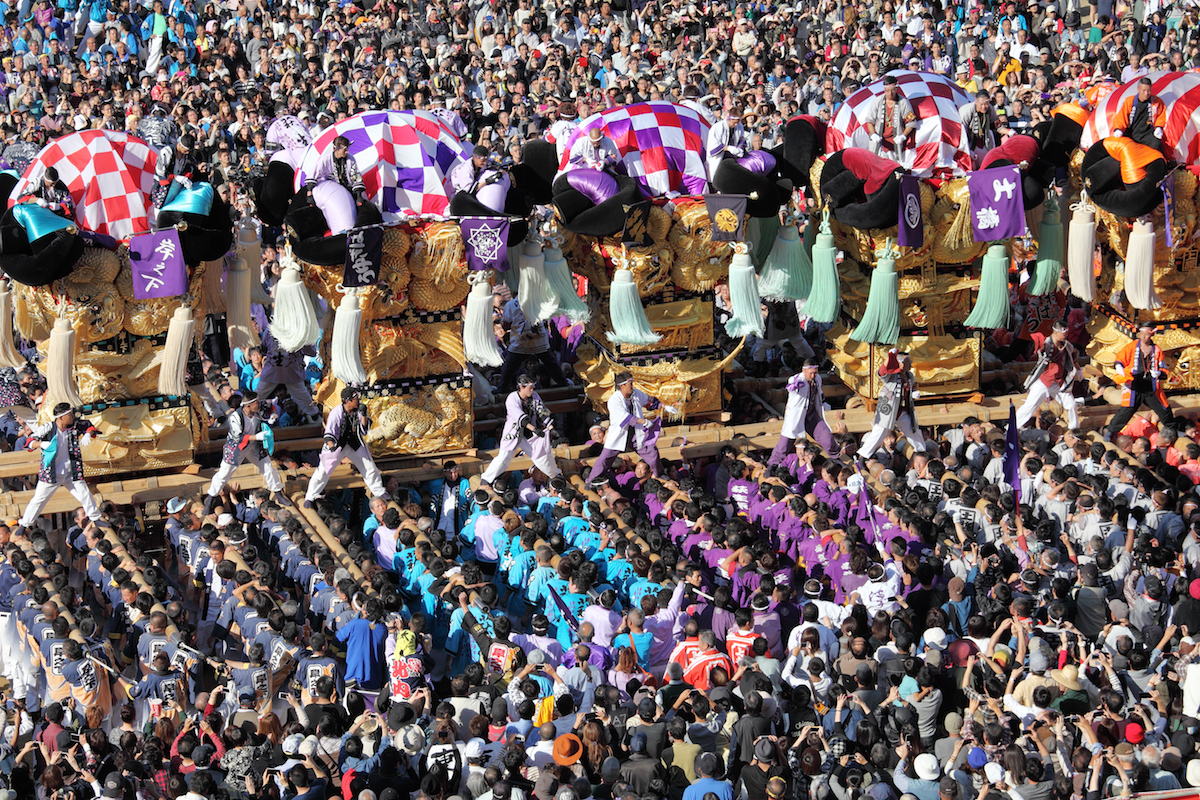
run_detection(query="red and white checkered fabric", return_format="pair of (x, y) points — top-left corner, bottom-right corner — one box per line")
(294, 110), (471, 223)
(827, 70), (973, 177)
(1081, 71), (1200, 164)
(557, 102), (712, 196)
(9, 130), (158, 240)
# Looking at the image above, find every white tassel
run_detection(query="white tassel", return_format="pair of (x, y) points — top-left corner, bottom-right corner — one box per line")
(518, 239), (558, 324)
(1125, 219), (1161, 310)
(158, 307), (195, 396)
(42, 317), (85, 415)
(271, 248), (321, 352)
(1066, 196), (1096, 303)
(226, 257), (260, 357)
(542, 246), (590, 324)
(0, 280), (26, 369)
(237, 219), (273, 307)
(607, 268), (660, 346)
(463, 272), (504, 367)
(331, 292), (369, 385)
(202, 258), (227, 314)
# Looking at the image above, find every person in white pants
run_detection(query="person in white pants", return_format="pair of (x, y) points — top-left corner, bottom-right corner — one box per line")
(16, 403), (103, 534)
(858, 350), (927, 459)
(1016, 322), (1079, 430)
(203, 391), (288, 516)
(256, 327), (321, 422)
(305, 387), (388, 508)
(481, 374), (560, 485)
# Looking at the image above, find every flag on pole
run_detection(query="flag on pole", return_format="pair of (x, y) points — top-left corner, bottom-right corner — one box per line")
(967, 165), (1026, 241)
(129, 228), (187, 299)
(344, 226), (384, 287)
(622, 200), (653, 246)
(546, 585), (581, 632)
(460, 217), (512, 272)
(703, 194), (747, 241)
(1004, 401), (1021, 503)
(898, 175), (923, 248)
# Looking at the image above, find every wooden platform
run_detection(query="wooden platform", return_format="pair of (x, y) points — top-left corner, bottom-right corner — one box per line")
(3, 382), (1195, 519)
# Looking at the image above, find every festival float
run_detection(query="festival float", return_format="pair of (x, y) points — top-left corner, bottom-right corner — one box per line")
(1072, 73), (1200, 391)
(808, 71), (1079, 401)
(1, 130), (221, 477)
(14, 71), (1200, 477)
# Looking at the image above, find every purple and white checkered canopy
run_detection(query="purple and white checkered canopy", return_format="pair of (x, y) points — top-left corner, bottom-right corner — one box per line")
(557, 102), (712, 197)
(294, 109), (472, 223)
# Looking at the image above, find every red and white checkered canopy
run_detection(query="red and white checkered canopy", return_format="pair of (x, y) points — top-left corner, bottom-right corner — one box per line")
(827, 70), (973, 177)
(1080, 71), (1200, 165)
(9, 130), (158, 240)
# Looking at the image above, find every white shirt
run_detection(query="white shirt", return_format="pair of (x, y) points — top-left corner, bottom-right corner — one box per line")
(567, 134), (619, 171)
(603, 388), (649, 451)
(438, 483), (458, 536)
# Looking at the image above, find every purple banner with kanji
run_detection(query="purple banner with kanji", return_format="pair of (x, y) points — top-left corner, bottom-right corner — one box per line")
(898, 175), (923, 248)
(129, 228), (187, 299)
(967, 165), (1025, 242)
(460, 217), (511, 272)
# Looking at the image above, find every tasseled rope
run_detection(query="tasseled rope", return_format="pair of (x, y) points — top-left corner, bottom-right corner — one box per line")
(226, 257), (260, 356)
(158, 307), (195, 396)
(964, 244), (1012, 329)
(757, 220), (812, 303)
(43, 316), (85, 414)
(518, 238), (558, 324)
(238, 218), (273, 307)
(1067, 192), (1097, 303)
(542, 244), (590, 324)
(1125, 218), (1162, 310)
(1029, 191), (1063, 296)
(271, 247), (321, 352)
(805, 209), (841, 324)
(747, 215), (782, 270)
(0, 279), (26, 369)
(463, 271), (504, 367)
(724, 245), (765, 337)
(331, 291), (369, 385)
(608, 267), (661, 345)
(850, 239), (900, 345)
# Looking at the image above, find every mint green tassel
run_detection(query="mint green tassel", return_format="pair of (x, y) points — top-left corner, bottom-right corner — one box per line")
(747, 215), (781, 270)
(964, 244), (1011, 329)
(805, 210), (841, 324)
(542, 246), (590, 324)
(607, 268), (660, 345)
(758, 224), (812, 302)
(1029, 193), (1063, 296)
(724, 249), (765, 337)
(850, 240), (900, 345)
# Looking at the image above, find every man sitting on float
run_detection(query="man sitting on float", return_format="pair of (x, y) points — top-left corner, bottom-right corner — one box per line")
(864, 75), (918, 162)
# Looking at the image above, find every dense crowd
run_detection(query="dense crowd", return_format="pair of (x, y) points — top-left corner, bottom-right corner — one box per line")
(7, 385), (1200, 800)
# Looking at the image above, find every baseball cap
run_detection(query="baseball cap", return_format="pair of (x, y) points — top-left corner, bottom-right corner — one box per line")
(102, 775), (124, 799)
